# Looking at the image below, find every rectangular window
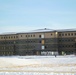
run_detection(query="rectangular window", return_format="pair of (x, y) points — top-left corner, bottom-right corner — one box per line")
(33, 35), (35, 37)
(65, 34), (67, 36)
(41, 34), (44, 38)
(16, 36), (18, 38)
(68, 33), (70, 36)
(21, 35), (22, 37)
(39, 35), (41, 38)
(11, 36), (13, 38)
(31, 35), (32, 37)
(9, 36), (10, 39)
(6, 37), (7, 39)
(71, 33), (73, 36)
(1, 37), (3, 39)
(4, 37), (5, 39)
(28, 35), (30, 37)
(42, 46), (45, 49)
(75, 33), (76, 35)
(39, 40), (41, 43)
(62, 34), (64, 36)
(59, 34), (61, 36)
(42, 40), (44, 44)
(45, 46), (47, 49)
(51, 33), (52, 36)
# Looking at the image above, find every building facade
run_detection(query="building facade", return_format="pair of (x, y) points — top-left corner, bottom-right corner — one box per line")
(0, 29), (76, 56)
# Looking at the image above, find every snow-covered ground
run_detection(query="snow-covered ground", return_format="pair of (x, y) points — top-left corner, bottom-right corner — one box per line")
(0, 55), (76, 75)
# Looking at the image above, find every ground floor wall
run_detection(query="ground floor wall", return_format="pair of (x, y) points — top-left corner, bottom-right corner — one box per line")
(0, 49), (75, 56)
(0, 38), (76, 56)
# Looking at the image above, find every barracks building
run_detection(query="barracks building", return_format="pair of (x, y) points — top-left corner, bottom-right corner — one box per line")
(0, 28), (76, 56)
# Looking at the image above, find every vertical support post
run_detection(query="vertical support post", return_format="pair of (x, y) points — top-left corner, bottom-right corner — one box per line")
(74, 43), (76, 55)
(54, 31), (58, 55)
(14, 41), (16, 55)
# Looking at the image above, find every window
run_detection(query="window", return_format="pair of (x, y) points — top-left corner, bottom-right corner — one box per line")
(68, 33), (70, 36)
(39, 40), (41, 43)
(14, 41), (16, 44)
(45, 46), (47, 49)
(39, 34), (44, 38)
(16, 36), (18, 38)
(1, 37), (3, 39)
(59, 39), (61, 42)
(42, 46), (45, 49)
(72, 39), (73, 41)
(75, 33), (76, 35)
(62, 34), (64, 36)
(59, 34), (61, 36)
(33, 35), (35, 37)
(6, 37), (8, 39)
(65, 45), (67, 47)
(41, 34), (44, 38)
(9, 36), (10, 39)
(51, 33), (52, 36)
(4, 37), (5, 39)
(31, 35), (32, 37)
(71, 33), (73, 36)
(21, 35), (22, 37)
(71, 45), (73, 47)
(42, 40), (44, 44)
(65, 34), (67, 36)
(28, 35), (30, 37)
(11, 36), (13, 38)
(69, 45), (70, 47)
(63, 45), (64, 47)
(39, 35), (41, 38)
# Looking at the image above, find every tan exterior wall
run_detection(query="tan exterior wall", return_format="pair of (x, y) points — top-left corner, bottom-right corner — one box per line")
(58, 32), (76, 38)
(0, 31), (76, 40)
(18, 32), (45, 39)
(0, 34), (18, 41)
(45, 32), (58, 38)
(0, 31), (58, 41)
(18, 34), (27, 39)
(0, 35), (6, 41)
(28, 33), (44, 39)
(0, 30), (76, 55)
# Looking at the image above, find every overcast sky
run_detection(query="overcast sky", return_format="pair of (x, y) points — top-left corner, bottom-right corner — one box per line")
(0, 0), (76, 33)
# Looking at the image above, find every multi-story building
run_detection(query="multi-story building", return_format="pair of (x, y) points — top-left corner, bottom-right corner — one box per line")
(0, 28), (76, 56)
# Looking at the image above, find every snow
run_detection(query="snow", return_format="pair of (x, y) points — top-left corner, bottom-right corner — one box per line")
(0, 55), (76, 75)
(0, 72), (75, 75)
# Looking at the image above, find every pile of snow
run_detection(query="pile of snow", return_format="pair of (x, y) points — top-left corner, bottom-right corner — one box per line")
(0, 72), (75, 75)
(0, 57), (40, 67)
(0, 55), (76, 75)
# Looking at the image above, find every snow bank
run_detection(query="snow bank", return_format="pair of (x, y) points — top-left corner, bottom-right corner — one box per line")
(0, 56), (76, 74)
(0, 72), (75, 75)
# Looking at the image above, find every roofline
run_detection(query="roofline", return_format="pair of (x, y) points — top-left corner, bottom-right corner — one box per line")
(1, 28), (76, 35)
(56, 29), (76, 32)
(17, 31), (56, 34)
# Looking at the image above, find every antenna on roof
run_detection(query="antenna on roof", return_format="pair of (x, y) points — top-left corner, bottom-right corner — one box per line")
(44, 28), (47, 30)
